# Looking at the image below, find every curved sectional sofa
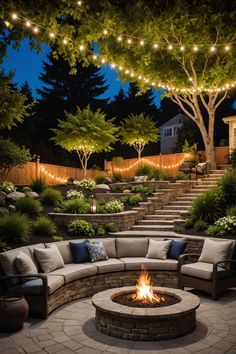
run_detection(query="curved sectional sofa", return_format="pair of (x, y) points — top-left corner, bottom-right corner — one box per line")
(0, 237), (187, 318)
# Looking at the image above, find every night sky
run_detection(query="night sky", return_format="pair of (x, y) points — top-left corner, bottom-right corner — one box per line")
(1, 39), (162, 107)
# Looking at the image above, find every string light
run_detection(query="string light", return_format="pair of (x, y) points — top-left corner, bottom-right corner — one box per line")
(113, 156), (187, 173)
(25, 20), (31, 27)
(75, 6), (236, 53)
(77, 1), (82, 5)
(40, 166), (68, 183)
(11, 13), (17, 20)
(153, 43), (158, 49)
(210, 46), (216, 52)
(103, 29), (108, 35)
(2, 11), (235, 94)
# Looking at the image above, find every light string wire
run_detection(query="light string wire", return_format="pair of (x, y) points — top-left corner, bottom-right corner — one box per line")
(2, 11), (236, 93)
(76, 2), (236, 51)
(40, 165), (68, 183)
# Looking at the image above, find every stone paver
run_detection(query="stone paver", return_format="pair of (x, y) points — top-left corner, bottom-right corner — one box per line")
(0, 289), (236, 354)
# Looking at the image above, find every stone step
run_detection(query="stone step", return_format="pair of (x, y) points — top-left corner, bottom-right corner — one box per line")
(168, 201), (193, 206)
(145, 214), (180, 220)
(209, 170), (225, 174)
(177, 196), (197, 201)
(138, 220), (174, 225)
(162, 205), (190, 211)
(131, 225), (174, 231)
(111, 230), (178, 237)
(154, 209), (189, 216)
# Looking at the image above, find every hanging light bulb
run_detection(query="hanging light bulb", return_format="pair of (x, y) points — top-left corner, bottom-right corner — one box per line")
(153, 43), (158, 49)
(103, 29), (108, 35)
(168, 44), (173, 50)
(25, 21), (31, 27)
(4, 21), (10, 27)
(117, 36), (122, 42)
(77, 1), (82, 5)
(127, 38), (132, 44)
(225, 45), (230, 51)
(11, 13), (17, 20)
(79, 44), (84, 51)
(193, 45), (198, 52)
(33, 27), (39, 33)
(49, 32), (55, 38)
(210, 46), (216, 52)
(180, 46), (185, 52)
(140, 40), (144, 46)
(93, 54), (97, 60)
(63, 38), (68, 45)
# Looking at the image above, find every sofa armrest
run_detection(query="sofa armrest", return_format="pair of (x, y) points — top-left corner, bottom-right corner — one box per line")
(0, 273), (48, 296)
(213, 259), (236, 282)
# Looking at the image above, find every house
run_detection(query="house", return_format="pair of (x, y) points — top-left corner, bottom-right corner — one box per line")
(160, 113), (187, 154)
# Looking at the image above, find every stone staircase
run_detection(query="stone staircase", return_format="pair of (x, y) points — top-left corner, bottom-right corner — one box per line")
(113, 170), (225, 237)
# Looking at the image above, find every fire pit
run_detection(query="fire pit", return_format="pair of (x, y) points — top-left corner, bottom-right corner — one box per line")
(92, 271), (200, 341)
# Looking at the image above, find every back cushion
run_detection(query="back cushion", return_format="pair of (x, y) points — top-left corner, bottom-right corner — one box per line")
(0, 247), (31, 284)
(28, 243), (46, 271)
(93, 239), (116, 258)
(46, 242), (73, 264)
(116, 238), (149, 258)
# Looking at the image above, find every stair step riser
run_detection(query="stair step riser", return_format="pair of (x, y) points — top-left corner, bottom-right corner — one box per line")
(145, 215), (179, 220)
(132, 226), (174, 231)
(138, 221), (174, 225)
(162, 206), (190, 211)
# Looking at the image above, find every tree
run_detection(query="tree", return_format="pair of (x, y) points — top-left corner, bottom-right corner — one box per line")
(119, 114), (159, 159)
(51, 106), (117, 177)
(1, 1), (235, 167)
(0, 138), (31, 183)
(0, 72), (33, 129)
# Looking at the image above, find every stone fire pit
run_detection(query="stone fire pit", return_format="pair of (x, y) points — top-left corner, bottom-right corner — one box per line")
(92, 286), (200, 341)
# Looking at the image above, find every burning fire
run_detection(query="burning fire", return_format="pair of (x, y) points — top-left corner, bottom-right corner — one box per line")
(132, 270), (165, 304)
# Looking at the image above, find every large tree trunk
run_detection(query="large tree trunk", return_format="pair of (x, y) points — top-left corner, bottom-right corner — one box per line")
(171, 90), (227, 171)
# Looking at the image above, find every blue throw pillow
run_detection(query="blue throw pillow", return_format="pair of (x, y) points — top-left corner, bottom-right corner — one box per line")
(69, 240), (91, 263)
(165, 239), (187, 260)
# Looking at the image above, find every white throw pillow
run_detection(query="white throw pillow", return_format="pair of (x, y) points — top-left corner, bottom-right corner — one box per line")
(34, 244), (65, 273)
(14, 252), (38, 275)
(199, 239), (234, 264)
(146, 239), (172, 260)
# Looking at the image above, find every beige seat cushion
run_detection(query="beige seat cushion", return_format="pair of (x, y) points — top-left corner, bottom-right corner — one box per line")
(146, 239), (172, 260)
(181, 262), (217, 280)
(95, 259), (124, 273)
(34, 245), (65, 273)
(47, 275), (65, 295)
(120, 257), (178, 271)
(199, 239), (234, 265)
(116, 238), (149, 258)
(48, 263), (97, 283)
(14, 251), (38, 275)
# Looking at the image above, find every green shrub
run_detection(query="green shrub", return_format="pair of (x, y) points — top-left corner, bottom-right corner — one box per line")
(112, 172), (123, 182)
(0, 213), (30, 243)
(61, 199), (90, 214)
(0, 181), (16, 193)
(217, 172), (236, 208)
(0, 241), (9, 251)
(104, 222), (118, 233)
(41, 188), (62, 206)
(66, 190), (84, 200)
(79, 178), (96, 190)
(193, 220), (208, 231)
(131, 184), (153, 195)
(53, 235), (64, 242)
(30, 177), (46, 192)
(96, 227), (105, 236)
(33, 216), (57, 236)
(190, 188), (223, 224)
(184, 217), (194, 229)
(104, 200), (124, 213)
(22, 186), (32, 193)
(95, 173), (106, 184)
(227, 206), (236, 217)
(120, 196), (129, 204)
(206, 216), (236, 236)
(136, 164), (152, 176)
(68, 219), (95, 237)
(16, 196), (42, 217)
(128, 194), (142, 205)
(148, 168), (167, 180)
(227, 148), (236, 170)
(175, 171), (189, 180)
(175, 225), (186, 233)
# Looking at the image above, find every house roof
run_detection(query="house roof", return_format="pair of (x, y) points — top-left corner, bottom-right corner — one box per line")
(159, 113), (187, 128)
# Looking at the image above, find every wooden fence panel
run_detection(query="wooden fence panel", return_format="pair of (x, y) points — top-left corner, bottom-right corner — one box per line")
(7, 162), (104, 186)
(107, 147), (230, 179)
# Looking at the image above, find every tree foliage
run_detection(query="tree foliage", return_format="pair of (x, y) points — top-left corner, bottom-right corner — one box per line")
(119, 113), (159, 159)
(0, 138), (31, 183)
(0, 72), (33, 129)
(51, 106), (118, 176)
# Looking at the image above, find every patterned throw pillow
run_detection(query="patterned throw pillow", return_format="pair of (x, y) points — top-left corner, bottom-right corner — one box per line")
(87, 243), (108, 262)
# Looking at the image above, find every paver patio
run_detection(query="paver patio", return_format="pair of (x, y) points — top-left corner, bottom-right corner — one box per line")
(1, 288), (236, 354)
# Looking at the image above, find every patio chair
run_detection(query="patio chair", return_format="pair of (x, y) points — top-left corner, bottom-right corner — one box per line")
(178, 239), (236, 299)
(191, 160), (210, 177)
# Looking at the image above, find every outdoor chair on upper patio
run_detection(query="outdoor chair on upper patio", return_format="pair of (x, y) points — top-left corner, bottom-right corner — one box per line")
(179, 160), (209, 179)
(178, 239), (236, 299)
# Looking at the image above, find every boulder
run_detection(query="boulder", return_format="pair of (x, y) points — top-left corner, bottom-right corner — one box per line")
(7, 191), (25, 201)
(8, 204), (16, 212)
(123, 189), (132, 194)
(94, 184), (110, 192)
(25, 191), (40, 199)
(103, 177), (112, 185)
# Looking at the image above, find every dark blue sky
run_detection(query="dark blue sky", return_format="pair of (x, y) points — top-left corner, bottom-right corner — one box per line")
(1, 39), (162, 107)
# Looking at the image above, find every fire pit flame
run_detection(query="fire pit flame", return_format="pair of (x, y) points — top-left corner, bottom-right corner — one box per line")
(132, 270), (165, 304)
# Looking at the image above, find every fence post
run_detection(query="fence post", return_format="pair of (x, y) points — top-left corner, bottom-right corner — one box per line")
(36, 156), (40, 179)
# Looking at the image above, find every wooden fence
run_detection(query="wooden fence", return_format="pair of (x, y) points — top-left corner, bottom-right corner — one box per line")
(7, 160), (104, 186)
(106, 146), (229, 178)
